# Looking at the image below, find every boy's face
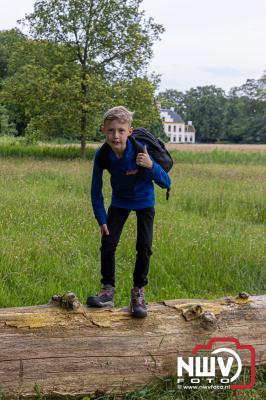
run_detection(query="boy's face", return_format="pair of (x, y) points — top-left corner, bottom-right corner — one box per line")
(101, 119), (133, 156)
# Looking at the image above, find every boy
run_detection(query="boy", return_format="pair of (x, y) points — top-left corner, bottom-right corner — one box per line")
(87, 106), (171, 318)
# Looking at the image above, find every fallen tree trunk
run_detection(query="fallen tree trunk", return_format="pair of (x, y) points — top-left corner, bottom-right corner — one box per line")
(0, 294), (265, 398)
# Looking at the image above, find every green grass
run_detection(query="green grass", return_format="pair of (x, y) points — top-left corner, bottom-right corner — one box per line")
(0, 136), (266, 164)
(0, 142), (96, 160)
(171, 149), (266, 165)
(84, 366), (266, 400)
(0, 159), (265, 307)
(26, 366), (265, 399)
(0, 156), (265, 399)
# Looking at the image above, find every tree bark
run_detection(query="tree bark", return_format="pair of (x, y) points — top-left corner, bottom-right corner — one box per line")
(80, 71), (88, 160)
(0, 294), (265, 399)
(80, 128), (87, 160)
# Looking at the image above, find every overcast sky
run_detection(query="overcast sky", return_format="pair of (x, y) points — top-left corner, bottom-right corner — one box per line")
(1, 0), (265, 93)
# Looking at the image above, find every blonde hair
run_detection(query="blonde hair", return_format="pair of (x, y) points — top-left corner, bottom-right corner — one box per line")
(103, 106), (134, 126)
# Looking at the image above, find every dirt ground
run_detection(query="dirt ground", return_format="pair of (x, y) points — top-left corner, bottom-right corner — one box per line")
(165, 143), (266, 152)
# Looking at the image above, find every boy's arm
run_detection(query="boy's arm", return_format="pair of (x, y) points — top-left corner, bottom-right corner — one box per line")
(147, 158), (171, 189)
(136, 144), (171, 189)
(90, 152), (108, 226)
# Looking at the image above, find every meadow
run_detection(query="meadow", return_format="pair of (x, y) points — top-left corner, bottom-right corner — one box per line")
(0, 155), (265, 307)
(0, 151), (265, 399)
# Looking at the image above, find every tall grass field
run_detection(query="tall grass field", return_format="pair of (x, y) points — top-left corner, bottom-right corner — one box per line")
(0, 150), (265, 399)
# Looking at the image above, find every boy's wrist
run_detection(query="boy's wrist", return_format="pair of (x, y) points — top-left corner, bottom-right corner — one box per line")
(147, 160), (153, 170)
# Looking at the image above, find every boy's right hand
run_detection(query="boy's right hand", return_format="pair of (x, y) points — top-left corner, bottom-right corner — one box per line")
(100, 224), (109, 236)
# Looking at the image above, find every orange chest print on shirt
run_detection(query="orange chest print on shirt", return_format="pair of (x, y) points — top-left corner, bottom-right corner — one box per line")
(125, 169), (139, 176)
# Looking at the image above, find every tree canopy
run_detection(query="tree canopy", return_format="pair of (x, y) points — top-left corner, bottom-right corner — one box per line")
(15, 0), (164, 155)
(0, 1), (265, 146)
(158, 74), (266, 144)
(20, 0), (164, 76)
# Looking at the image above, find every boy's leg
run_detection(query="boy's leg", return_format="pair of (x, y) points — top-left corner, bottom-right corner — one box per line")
(100, 206), (130, 287)
(133, 207), (155, 288)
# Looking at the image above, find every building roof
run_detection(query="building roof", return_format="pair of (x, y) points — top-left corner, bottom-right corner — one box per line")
(160, 108), (184, 123)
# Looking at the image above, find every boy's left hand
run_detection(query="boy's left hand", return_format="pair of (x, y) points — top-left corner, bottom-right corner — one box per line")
(136, 145), (153, 170)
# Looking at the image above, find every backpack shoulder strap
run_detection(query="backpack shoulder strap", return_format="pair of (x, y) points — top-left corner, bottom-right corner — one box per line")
(96, 142), (111, 170)
(132, 127), (162, 151)
(128, 135), (144, 154)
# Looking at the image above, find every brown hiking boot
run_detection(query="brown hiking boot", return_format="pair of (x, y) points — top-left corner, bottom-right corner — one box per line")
(130, 287), (147, 318)
(86, 284), (115, 308)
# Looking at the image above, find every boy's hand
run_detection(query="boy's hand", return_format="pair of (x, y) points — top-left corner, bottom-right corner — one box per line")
(136, 145), (153, 170)
(100, 224), (109, 236)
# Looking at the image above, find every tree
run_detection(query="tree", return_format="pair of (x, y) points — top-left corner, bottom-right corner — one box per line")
(2, 61), (111, 141)
(1, 39), (85, 138)
(0, 105), (17, 136)
(183, 86), (227, 143)
(257, 70), (266, 101)
(222, 95), (245, 143)
(157, 89), (186, 117)
(88, 74), (166, 142)
(118, 75), (169, 140)
(20, 0), (164, 157)
(119, 75), (161, 127)
(1, 38), (162, 142)
(226, 74), (266, 144)
(0, 29), (26, 81)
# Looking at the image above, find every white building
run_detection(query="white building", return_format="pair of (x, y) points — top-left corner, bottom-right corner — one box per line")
(160, 107), (196, 143)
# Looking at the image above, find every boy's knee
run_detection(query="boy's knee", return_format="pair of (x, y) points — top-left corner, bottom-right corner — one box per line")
(136, 242), (153, 256)
(100, 237), (119, 252)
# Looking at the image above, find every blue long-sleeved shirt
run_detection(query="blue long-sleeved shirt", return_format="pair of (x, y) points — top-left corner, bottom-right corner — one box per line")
(91, 138), (171, 225)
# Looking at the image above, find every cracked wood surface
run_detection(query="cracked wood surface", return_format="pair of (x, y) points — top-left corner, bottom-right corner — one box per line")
(0, 295), (265, 398)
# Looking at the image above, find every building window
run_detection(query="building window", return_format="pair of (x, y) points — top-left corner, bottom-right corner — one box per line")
(179, 136), (182, 142)
(190, 136), (193, 142)
(173, 125), (176, 132)
(179, 127), (182, 132)
(185, 136), (188, 142)
(168, 125), (171, 132)
(185, 127), (188, 132)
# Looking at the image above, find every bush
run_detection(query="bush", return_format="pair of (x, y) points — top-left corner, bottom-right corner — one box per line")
(0, 105), (17, 136)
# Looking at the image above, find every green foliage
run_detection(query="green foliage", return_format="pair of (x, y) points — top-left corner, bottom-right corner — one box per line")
(0, 30), (162, 142)
(0, 138), (265, 165)
(15, 0), (165, 155)
(0, 28), (26, 80)
(170, 149), (266, 165)
(116, 75), (161, 128)
(158, 89), (186, 117)
(1, 39), (112, 139)
(0, 29), (28, 135)
(20, 0), (164, 77)
(0, 105), (17, 135)
(0, 155), (265, 398)
(1, 156), (265, 306)
(104, 74), (163, 137)
(0, 141), (95, 160)
(81, 366), (266, 399)
(0, 0), (165, 151)
(184, 86), (226, 143)
(25, 120), (41, 144)
(225, 76), (266, 144)
(1, 11), (265, 147)
(148, 118), (169, 141)
(159, 73), (266, 144)
(158, 86), (227, 143)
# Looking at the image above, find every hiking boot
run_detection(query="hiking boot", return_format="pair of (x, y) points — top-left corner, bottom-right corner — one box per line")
(86, 284), (115, 308)
(130, 287), (147, 318)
